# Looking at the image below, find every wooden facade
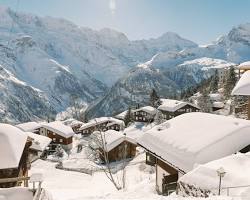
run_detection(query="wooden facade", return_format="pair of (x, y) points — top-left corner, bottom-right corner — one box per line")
(46, 130), (73, 150)
(99, 141), (137, 163)
(133, 110), (155, 122)
(146, 152), (179, 195)
(0, 140), (31, 188)
(159, 104), (199, 120)
(80, 121), (123, 135)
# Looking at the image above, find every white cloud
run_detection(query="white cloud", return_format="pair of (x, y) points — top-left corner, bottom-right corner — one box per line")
(109, 0), (116, 15)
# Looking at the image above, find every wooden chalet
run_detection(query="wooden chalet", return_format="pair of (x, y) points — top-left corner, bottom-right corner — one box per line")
(236, 61), (250, 77)
(138, 113), (250, 195)
(0, 124), (31, 188)
(79, 117), (125, 135)
(157, 99), (199, 120)
(132, 106), (157, 122)
(97, 130), (137, 163)
(41, 121), (74, 151)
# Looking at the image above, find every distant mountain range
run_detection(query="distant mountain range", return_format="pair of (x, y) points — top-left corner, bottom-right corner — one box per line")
(0, 6), (249, 122)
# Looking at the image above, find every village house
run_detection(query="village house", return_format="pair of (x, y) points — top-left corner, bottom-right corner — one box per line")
(41, 121), (75, 151)
(0, 124), (32, 188)
(16, 121), (42, 135)
(79, 117), (125, 135)
(132, 106), (157, 122)
(209, 93), (225, 111)
(138, 112), (250, 195)
(157, 99), (200, 120)
(114, 110), (129, 121)
(26, 132), (52, 161)
(95, 130), (137, 163)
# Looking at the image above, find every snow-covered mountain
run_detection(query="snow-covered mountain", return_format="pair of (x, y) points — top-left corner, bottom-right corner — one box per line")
(0, 6), (198, 122)
(1, 6), (250, 122)
(88, 57), (235, 117)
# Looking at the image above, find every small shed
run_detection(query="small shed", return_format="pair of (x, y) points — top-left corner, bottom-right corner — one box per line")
(98, 130), (137, 163)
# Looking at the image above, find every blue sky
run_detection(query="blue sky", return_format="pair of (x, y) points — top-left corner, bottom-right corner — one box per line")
(1, 0), (250, 44)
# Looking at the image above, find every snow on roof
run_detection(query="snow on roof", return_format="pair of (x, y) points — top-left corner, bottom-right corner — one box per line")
(115, 110), (128, 120)
(212, 101), (224, 108)
(16, 121), (41, 132)
(42, 121), (74, 138)
(209, 93), (222, 101)
(62, 118), (84, 127)
(26, 132), (51, 152)
(0, 124), (28, 169)
(102, 130), (136, 152)
(232, 70), (250, 96)
(179, 153), (250, 197)
(158, 99), (199, 112)
(138, 112), (250, 173)
(237, 61), (250, 70)
(133, 106), (157, 115)
(79, 117), (124, 131)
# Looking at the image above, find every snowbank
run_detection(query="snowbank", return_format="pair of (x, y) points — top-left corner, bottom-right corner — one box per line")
(0, 187), (33, 200)
(180, 153), (250, 199)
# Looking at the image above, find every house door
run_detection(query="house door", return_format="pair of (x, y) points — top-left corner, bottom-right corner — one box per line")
(162, 174), (178, 196)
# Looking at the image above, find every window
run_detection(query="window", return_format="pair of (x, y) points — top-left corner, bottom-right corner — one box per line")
(53, 138), (56, 142)
(53, 132), (56, 136)
(59, 139), (63, 143)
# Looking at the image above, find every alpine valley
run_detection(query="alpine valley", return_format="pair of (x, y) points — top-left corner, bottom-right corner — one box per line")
(1, 6), (250, 122)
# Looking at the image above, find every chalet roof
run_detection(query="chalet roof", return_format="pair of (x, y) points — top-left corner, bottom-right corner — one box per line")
(62, 118), (84, 127)
(79, 117), (124, 131)
(115, 110), (128, 120)
(158, 99), (199, 112)
(16, 121), (41, 132)
(26, 132), (51, 152)
(42, 121), (74, 138)
(0, 124), (28, 169)
(138, 112), (250, 173)
(104, 130), (136, 152)
(132, 106), (157, 115)
(209, 93), (222, 101)
(237, 61), (250, 70)
(212, 101), (224, 108)
(232, 70), (250, 96)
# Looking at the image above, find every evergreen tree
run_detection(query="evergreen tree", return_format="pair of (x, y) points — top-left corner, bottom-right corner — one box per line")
(224, 67), (237, 98)
(124, 107), (132, 127)
(197, 89), (212, 113)
(154, 110), (165, 125)
(149, 89), (161, 108)
(210, 69), (219, 92)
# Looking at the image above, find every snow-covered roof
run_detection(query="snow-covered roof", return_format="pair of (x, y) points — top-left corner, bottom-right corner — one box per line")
(102, 130), (136, 152)
(42, 121), (74, 138)
(0, 124), (28, 169)
(237, 61), (250, 70)
(133, 106), (157, 115)
(62, 118), (84, 127)
(179, 153), (250, 197)
(232, 70), (250, 96)
(138, 112), (250, 173)
(158, 99), (199, 112)
(16, 121), (41, 132)
(209, 93), (222, 101)
(115, 110), (128, 120)
(79, 117), (124, 131)
(26, 132), (51, 152)
(212, 101), (224, 108)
